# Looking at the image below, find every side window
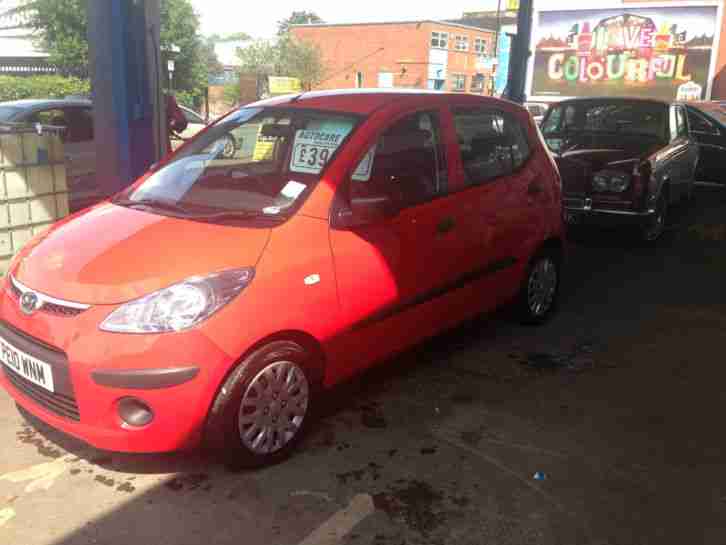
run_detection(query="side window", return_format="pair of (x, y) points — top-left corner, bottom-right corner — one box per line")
(687, 109), (719, 135)
(64, 108), (94, 143)
(29, 109), (67, 127)
(350, 111), (447, 208)
(453, 108), (531, 185)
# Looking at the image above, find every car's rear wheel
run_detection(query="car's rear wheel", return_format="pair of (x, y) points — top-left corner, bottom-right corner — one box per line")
(514, 249), (560, 325)
(641, 192), (667, 242)
(206, 341), (316, 468)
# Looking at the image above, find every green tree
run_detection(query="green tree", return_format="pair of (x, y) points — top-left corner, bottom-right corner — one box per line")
(277, 10), (323, 35)
(4, 0), (216, 100)
(7, 0), (88, 74)
(237, 35), (326, 92)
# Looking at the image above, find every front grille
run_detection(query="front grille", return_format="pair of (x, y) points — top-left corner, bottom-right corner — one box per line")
(4, 367), (80, 420)
(0, 321), (80, 421)
(8, 279), (87, 317)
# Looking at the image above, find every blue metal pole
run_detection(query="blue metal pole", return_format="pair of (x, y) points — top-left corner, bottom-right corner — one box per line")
(503, 0), (534, 104)
(87, 0), (159, 197)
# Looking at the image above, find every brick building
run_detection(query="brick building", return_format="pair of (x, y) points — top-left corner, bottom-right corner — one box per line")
(291, 20), (497, 94)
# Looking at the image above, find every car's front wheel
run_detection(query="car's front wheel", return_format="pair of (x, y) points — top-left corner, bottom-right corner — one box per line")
(206, 341), (316, 468)
(641, 192), (668, 243)
(514, 249), (561, 325)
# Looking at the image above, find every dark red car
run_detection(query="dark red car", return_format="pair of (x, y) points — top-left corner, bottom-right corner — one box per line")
(541, 97), (698, 242)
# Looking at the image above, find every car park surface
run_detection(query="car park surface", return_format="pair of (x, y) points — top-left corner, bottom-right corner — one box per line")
(541, 97), (698, 242)
(0, 90), (564, 467)
(1, 182), (725, 544)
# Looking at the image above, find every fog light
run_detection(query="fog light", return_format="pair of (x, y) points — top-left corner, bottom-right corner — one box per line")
(118, 397), (154, 427)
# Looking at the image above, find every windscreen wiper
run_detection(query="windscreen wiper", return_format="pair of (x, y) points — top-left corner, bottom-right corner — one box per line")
(112, 197), (192, 215)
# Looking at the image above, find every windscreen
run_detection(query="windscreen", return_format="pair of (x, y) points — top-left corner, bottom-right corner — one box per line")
(542, 101), (667, 139)
(0, 106), (22, 122)
(117, 107), (359, 221)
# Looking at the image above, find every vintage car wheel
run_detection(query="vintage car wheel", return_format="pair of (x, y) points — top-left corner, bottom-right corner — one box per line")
(515, 249), (561, 325)
(221, 134), (237, 158)
(206, 341), (316, 468)
(641, 193), (668, 242)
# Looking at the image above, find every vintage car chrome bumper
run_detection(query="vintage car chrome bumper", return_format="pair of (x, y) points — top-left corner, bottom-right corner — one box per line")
(563, 197), (655, 221)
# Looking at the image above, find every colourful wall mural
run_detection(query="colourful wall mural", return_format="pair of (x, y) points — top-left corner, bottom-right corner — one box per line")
(529, 6), (719, 101)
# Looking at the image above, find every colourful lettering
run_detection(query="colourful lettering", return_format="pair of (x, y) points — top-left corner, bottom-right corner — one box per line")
(548, 53), (565, 80)
(675, 55), (692, 81)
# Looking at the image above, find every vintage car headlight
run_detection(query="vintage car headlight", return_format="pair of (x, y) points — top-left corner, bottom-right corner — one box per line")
(100, 268), (254, 333)
(592, 171), (630, 193)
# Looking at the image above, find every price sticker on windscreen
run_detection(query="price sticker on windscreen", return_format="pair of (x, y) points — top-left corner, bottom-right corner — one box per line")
(290, 119), (354, 174)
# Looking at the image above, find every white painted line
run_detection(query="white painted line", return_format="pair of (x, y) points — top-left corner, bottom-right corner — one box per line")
(0, 458), (68, 493)
(432, 429), (566, 512)
(0, 507), (15, 528)
(290, 490), (333, 502)
(296, 494), (375, 545)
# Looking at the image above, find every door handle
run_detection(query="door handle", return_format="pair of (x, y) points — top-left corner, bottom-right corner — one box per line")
(436, 216), (456, 235)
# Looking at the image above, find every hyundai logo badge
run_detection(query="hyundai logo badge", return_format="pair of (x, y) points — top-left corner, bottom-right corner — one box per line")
(20, 291), (40, 315)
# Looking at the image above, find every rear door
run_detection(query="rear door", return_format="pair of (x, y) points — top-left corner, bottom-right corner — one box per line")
(686, 106), (725, 183)
(449, 105), (545, 303)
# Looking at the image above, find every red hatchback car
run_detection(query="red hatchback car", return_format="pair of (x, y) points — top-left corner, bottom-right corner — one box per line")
(0, 90), (564, 466)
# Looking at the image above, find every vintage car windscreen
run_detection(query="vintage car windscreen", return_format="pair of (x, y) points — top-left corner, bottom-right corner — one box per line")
(542, 101), (668, 152)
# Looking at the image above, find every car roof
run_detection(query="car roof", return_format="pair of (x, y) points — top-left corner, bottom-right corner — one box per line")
(246, 88), (526, 115)
(552, 97), (670, 107)
(0, 98), (92, 110)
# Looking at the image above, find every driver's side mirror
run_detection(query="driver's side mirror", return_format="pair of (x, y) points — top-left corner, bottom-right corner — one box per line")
(334, 194), (398, 229)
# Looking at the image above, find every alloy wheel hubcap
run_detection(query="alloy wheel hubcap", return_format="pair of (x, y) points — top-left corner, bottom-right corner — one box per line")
(238, 361), (309, 455)
(527, 258), (557, 317)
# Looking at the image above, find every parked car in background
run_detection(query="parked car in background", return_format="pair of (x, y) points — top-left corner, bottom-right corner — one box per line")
(541, 97), (698, 242)
(0, 98), (97, 212)
(684, 102), (726, 184)
(0, 99), (216, 210)
(0, 89), (564, 467)
(525, 102), (548, 125)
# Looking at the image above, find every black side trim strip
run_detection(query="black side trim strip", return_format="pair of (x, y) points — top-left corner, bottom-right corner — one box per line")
(91, 367), (200, 390)
(351, 257), (517, 331)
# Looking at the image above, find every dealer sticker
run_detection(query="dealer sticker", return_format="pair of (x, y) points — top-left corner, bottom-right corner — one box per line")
(290, 120), (354, 175)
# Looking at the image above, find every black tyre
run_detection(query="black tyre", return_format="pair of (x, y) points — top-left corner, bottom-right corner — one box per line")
(641, 192), (668, 243)
(514, 249), (561, 325)
(205, 340), (318, 469)
(221, 134), (236, 158)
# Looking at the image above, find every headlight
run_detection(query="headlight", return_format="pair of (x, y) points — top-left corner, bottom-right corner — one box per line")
(609, 174), (630, 192)
(592, 173), (610, 192)
(100, 268), (254, 333)
(592, 171), (630, 193)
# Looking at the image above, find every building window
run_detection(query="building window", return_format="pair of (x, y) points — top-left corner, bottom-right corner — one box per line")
(470, 74), (485, 93)
(451, 74), (467, 92)
(474, 38), (488, 55)
(431, 31), (448, 49)
(454, 35), (469, 51)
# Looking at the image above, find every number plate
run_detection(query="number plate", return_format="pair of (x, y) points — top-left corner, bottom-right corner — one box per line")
(0, 337), (55, 392)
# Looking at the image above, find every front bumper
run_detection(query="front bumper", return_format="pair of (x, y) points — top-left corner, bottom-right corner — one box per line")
(563, 197), (655, 227)
(0, 281), (236, 453)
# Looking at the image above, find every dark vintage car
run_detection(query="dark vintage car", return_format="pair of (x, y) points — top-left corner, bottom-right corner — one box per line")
(540, 97), (698, 241)
(684, 102), (726, 184)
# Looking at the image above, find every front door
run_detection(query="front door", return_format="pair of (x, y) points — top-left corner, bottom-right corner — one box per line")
(327, 108), (474, 384)
(666, 105), (698, 200)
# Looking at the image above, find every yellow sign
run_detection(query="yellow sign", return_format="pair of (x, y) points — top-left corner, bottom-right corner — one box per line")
(506, 0), (519, 10)
(268, 76), (302, 95)
(252, 128), (276, 161)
